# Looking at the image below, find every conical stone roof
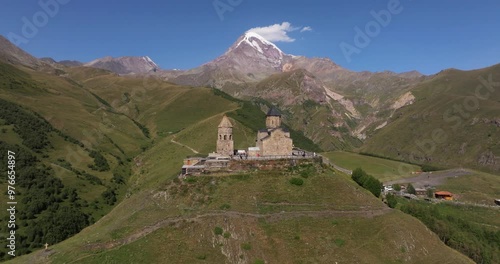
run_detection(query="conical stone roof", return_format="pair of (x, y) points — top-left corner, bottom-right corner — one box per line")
(218, 115), (233, 128)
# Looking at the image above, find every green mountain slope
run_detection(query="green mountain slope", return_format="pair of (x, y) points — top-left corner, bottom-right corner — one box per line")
(0, 60), (322, 260)
(0, 60), (474, 263)
(8, 140), (473, 263)
(360, 64), (500, 173)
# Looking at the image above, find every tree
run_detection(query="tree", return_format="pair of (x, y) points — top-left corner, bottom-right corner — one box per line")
(101, 188), (117, 205)
(386, 193), (397, 208)
(367, 177), (382, 197)
(407, 183), (416, 195)
(393, 184), (401, 191)
(352, 168), (382, 197)
(352, 168), (366, 183)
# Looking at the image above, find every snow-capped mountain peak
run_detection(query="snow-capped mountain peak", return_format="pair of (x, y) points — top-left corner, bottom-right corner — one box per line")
(143, 56), (158, 68)
(210, 31), (289, 72)
(235, 31), (284, 55)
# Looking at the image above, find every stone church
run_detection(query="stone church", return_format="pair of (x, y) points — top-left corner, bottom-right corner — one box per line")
(216, 108), (293, 157)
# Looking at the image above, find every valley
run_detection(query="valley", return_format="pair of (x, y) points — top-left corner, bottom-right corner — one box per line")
(0, 24), (498, 264)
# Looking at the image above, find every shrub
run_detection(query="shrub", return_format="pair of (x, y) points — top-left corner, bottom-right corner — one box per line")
(223, 232), (231, 238)
(184, 177), (197, 183)
(421, 164), (440, 172)
(253, 260), (265, 264)
(407, 183), (416, 195)
(334, 239), (345, 247)
(241, 243), (252, 250)
(214, 226), (223, 236)
(289, 177), (304, 186)
(386, 193), (397, 208)
(101, 188), (117, 205)
(220, 203), (231, 210)
(88, 150), (110, 172)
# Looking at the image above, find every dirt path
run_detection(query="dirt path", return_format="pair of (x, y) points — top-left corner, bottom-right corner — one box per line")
(82, 208), (391, 252)
(169, 106), (242, 155)
(171, 136), (199, 154)
(50, 163), (73, 173)
(384, 169), (471, 188)
(320, 155), (353, 175)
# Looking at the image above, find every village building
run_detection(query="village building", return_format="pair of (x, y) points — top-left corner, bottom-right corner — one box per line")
(434, 191), (454, 200)
(415, 188), (427, 196)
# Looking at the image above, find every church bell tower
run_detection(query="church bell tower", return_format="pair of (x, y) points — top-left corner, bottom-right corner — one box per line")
(217, 115), (234, 156)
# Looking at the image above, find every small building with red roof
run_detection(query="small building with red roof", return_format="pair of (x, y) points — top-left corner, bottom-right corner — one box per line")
(434, 191), (453, 201)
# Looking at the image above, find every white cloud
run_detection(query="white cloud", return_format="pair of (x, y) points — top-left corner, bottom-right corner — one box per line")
(247, 22), (312, 43)
(301, 26), (313, 32)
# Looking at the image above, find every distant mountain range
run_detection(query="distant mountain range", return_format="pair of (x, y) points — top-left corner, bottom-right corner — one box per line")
(84, 56), (159, 74)
(0, 32), (498, 172)
(148, 32), (428, 150)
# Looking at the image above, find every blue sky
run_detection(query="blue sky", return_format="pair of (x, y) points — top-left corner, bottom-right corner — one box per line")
(1, 0), (499, 74)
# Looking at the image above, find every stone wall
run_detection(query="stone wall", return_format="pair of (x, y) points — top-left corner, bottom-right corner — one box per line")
(228, 158), (320, 172)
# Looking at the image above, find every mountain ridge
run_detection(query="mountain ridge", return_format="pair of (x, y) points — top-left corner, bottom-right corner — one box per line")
(84, 55), (159, 75)
(0, 35), (45, 69)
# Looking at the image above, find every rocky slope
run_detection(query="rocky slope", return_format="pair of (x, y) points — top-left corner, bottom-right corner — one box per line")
(0, 35), (45, 69)
(160, 32), (426, 150)
(84, 55), (159, 74)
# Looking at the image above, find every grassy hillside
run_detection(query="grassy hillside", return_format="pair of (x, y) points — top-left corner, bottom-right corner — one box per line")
(0, 61), (324, 261)
(397, 199), (500, 264)
(437, 170), (500, 204)
(1, 59), (493, 263)
(361, 64), (500, 173)
(0, 101), (130, 258)
(322, 151), (422, 182)
(8, 149), (473, 263)
(0, 63), (146, 259)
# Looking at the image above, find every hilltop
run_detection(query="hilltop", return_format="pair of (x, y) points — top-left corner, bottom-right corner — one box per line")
(8, 155), (473, 264)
